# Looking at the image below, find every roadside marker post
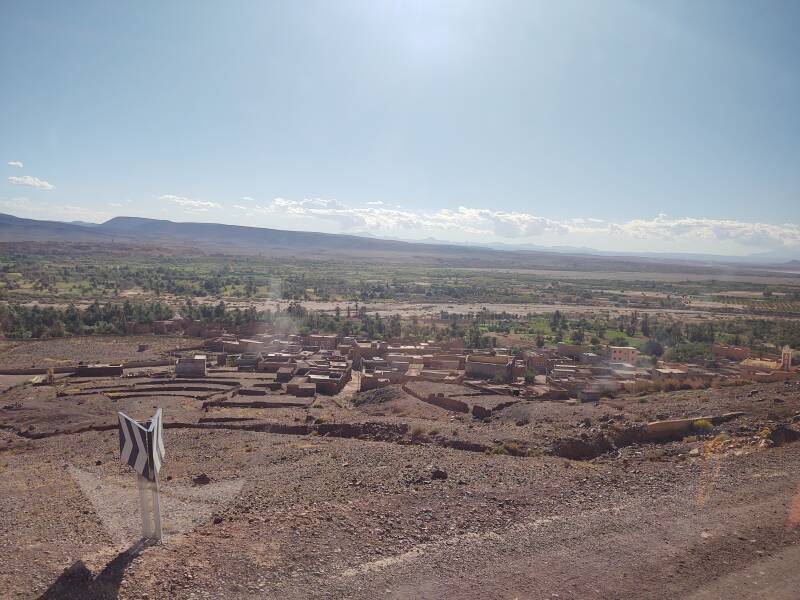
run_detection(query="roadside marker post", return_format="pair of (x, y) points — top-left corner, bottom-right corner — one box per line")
(118, 408), (165, 542)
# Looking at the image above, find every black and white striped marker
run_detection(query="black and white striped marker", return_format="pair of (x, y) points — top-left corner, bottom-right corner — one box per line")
(118, 408), (165, 540)
(118, 409), (164, 481)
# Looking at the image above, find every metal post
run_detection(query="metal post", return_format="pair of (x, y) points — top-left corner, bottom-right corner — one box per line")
(151, 474), (163, 541)
(137, 474), (153, 539)
(136, 473), (163, 542)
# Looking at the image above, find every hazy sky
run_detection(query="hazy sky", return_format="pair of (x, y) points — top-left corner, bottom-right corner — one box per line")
(1, 0), (798, 254)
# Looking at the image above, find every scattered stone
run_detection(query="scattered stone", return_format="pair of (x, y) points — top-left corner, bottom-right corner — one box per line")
(431, 467), (448, 480)
(192, 473), (212, 485)
(551, 432), (612, 460)
(472, 405), (491, 419)
(768, 425), (800, 446)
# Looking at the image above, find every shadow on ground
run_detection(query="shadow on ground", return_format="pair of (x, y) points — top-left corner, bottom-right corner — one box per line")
(39, 540), (153, 600)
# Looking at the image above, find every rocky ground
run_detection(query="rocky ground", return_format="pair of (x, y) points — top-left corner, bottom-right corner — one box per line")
(1, 354), (800, 598)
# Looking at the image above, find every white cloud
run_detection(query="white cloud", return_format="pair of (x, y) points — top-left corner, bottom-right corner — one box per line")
(433, 207), (567, 237)
(109, 202), (123, 207)
(233, 196), (800, 250)
(7, 161), (23, 168)
(240, 198), (566, 237)
(0, 197), (109, 222)
(563, 215), (800, 249)
(158, 194), (220, 211)
(8, 175), (54, 190)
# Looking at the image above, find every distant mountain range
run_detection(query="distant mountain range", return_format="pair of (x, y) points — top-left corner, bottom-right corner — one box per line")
(349, 231), (800, 266)
(1, 212), (798, 274)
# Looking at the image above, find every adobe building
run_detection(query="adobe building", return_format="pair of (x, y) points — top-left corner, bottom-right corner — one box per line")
(307, 369), (351, 394)
(556, 343), (584, 359)
(306, 334), (339, 350)
(578, 352), (602, 364)
(713, 344), (751, 361)
(465, 354), (512, 382)
(276, 365), (297, 381)
(525, 349), (557, 374)
(237, 353), (262, 372)
(652, 366), (689, 381)
(740, 355), (795, 383)
(609, 346), (639, 363)
(287, 382), (316, 397)
(359, 372), (387, 391)
(425, 353), (464, 370)
(175, 355), (207, 377)
(239, 339), (266, 354)
(349, 340), (389, 368)
(204, 335), (247, 353)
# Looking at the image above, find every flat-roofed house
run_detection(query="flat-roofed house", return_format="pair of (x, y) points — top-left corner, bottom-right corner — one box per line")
(239, 339), (266, 354)
(610, 346), (639, 363)
(465, 354), (512, 382)
(556, 343), (584, 358)
(237, 353), (262, 372)
(176, 355), (207, 377)
(307, 334), (339, 350)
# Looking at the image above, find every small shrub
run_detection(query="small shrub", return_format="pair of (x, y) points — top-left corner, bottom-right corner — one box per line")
(502, 441), (525, 456)
(693, 419), (713, 432)
(487, 443), (510, 456)
(410, 426), (429, 442)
